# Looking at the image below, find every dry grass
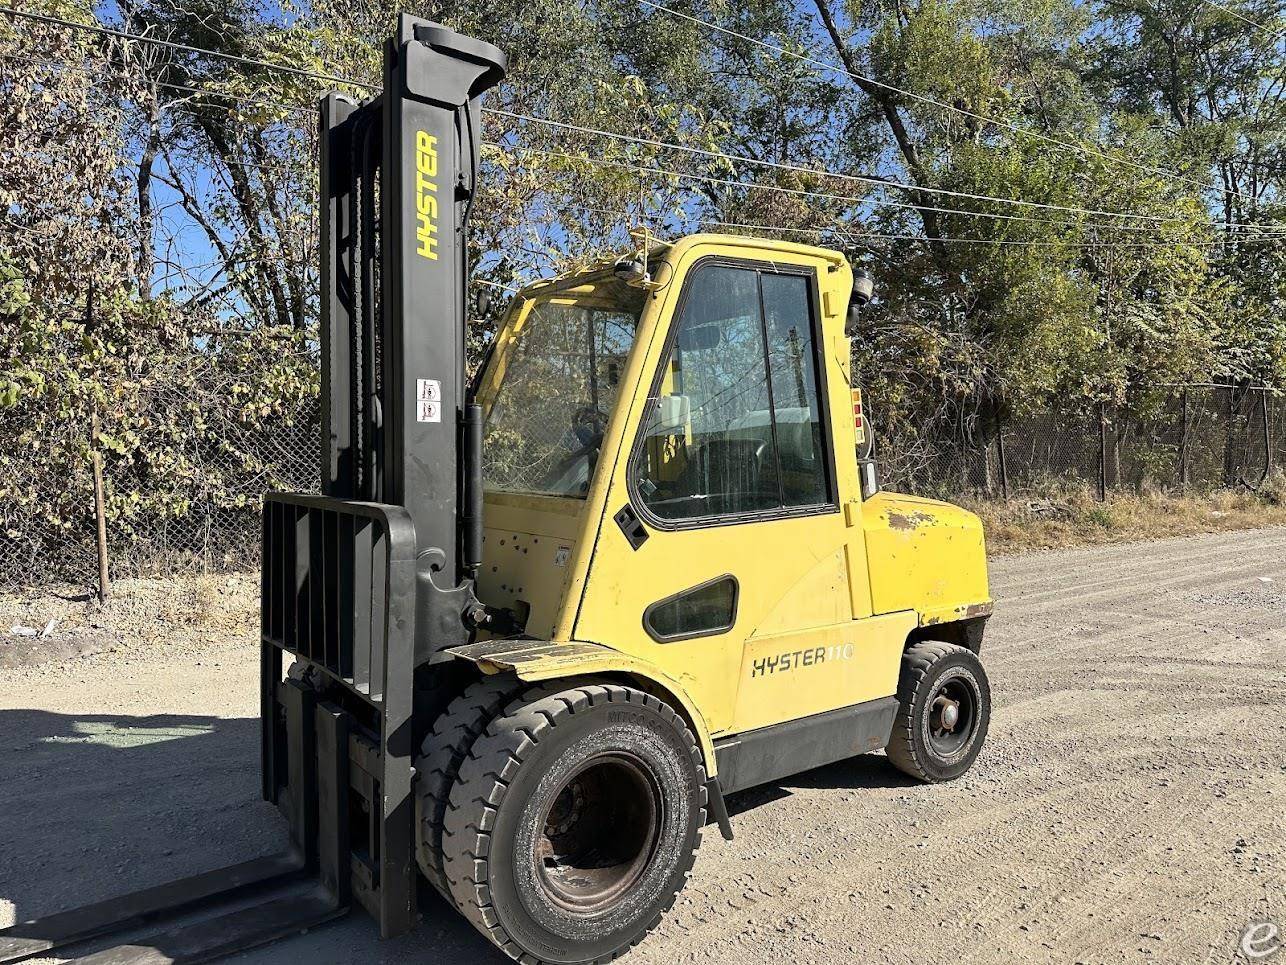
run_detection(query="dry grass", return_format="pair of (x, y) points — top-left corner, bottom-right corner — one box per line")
(966, 483), (1286, 555)
(0, 571), (259, 645)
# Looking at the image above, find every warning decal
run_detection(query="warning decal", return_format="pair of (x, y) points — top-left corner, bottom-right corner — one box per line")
(417, 378), (442, 423)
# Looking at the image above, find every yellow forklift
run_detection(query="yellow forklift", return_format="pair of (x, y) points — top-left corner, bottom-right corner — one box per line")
(0, 15), (992, 965)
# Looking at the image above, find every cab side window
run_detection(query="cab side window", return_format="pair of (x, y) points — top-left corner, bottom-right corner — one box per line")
(761, 272), (828, 507)
(634, 262), (831, 522)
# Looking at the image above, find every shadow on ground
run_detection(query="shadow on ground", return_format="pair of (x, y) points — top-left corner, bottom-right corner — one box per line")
(0, 709), (503, 964)
(724, 751), (920, 818)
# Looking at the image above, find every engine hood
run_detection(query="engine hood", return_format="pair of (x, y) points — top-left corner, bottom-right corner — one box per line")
(861, 490), (991, 625)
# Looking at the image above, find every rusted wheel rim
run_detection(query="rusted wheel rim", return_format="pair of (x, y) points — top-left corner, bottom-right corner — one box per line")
(534, 752), (662, 914)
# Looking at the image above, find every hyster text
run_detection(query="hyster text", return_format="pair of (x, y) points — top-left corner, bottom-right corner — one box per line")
(751, 643), (855, 678)
(415, 131), (440, 260)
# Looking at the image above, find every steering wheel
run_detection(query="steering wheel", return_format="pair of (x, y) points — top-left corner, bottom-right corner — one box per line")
(570, 405), (609, 451)
(542, 406), (609, 494)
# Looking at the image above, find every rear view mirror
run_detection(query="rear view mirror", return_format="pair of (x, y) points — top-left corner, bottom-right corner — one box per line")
(852, 269), (874, 307)
(678, 323), (721, 352)
(846, 269), (875, 337)
(650, 395), (691, 435)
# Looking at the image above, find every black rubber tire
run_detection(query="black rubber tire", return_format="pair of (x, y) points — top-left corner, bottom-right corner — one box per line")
(414, 673), (525, 901)
(441, 681), (706, 964)
(886, 641), (990, 783)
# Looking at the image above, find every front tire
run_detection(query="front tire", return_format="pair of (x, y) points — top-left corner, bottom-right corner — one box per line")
(414, 674), (525, 900)
(441, 682), (706, 964)
(886, 641), (990, 783)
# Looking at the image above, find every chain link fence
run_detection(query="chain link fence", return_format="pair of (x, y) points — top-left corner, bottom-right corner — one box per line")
(0, 417), (319, 593)
(1, 382), (1280, 594)
(0, 374), (320, 594)
(880, 386), (1282, 500)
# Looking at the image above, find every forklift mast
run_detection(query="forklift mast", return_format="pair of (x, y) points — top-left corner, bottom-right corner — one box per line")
(320, 16), (502, 647)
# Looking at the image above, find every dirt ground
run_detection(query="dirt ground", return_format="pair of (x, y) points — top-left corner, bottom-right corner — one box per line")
(2, 528), (1284, 964)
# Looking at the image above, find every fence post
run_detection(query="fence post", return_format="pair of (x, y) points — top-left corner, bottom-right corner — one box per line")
(1260, 388), (1272, 486)
(87, 286), (109, 602)
(1179, 389), (1189, 494)
(91, 413), (110, 603)
(1098, 402), (1108, 502)
(996, 420), (1009, 500)
(1222, 386), (1238, 487)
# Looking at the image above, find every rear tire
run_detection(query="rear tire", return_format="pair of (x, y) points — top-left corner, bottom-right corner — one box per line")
(886, 641), (990, 783)
(441, 681), (706, 964)
(414, 673), (525, 900)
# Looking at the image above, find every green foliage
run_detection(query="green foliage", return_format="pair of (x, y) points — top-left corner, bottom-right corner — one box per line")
(0, 266), (317, 554)
(0, 14), (319, 575)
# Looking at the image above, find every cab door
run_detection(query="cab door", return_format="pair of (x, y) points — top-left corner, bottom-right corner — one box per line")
(572, 244), (879, 737)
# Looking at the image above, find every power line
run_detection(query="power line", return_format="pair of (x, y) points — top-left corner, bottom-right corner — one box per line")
(695, 218), (1284, 248)
(79, 142), (309, 183)
(571, 201), (1275, 248)
(15, 29), (1286, 241)
(0, 50), (315, 118)
(499, 143), (1286, 237)
(1195, 0), (1284, 36)
(636, 0), (1228, 200)
(0, 6), (377, 90)
(153, 152), (312, 181)
(698, 219), (1108, 247)
(500, 144), (1147, 232)
(8, 36), (1281, 239)
(1, 33), (1080, 231)
(9, 28), (1276, 236)
(476, 278), (522, 293)
(487, 107), (1250, 226)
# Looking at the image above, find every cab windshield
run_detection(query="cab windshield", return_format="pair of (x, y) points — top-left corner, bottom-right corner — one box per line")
(482, 274), (645, 499)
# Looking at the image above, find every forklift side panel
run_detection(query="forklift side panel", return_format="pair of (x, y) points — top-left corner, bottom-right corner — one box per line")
(477, 492), (586, 639)
(862, 490), (991, 619)
(732, 610), (916, 734)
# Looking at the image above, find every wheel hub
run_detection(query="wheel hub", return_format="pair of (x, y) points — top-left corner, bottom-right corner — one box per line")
(932, 695), (960, 733)
(534, 753), (662, 915)
(925, 673), (978, 758)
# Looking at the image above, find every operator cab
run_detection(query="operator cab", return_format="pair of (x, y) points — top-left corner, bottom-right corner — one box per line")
(471, 235), (847, 641)
(471, 262), (652, 637)
(477, 238), (832, 521)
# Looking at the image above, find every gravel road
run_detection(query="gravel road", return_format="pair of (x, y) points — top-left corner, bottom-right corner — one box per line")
(3, 528), (1284, 964)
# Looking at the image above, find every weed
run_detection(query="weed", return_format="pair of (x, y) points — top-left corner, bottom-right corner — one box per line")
(1083, 506), (1115, 530)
